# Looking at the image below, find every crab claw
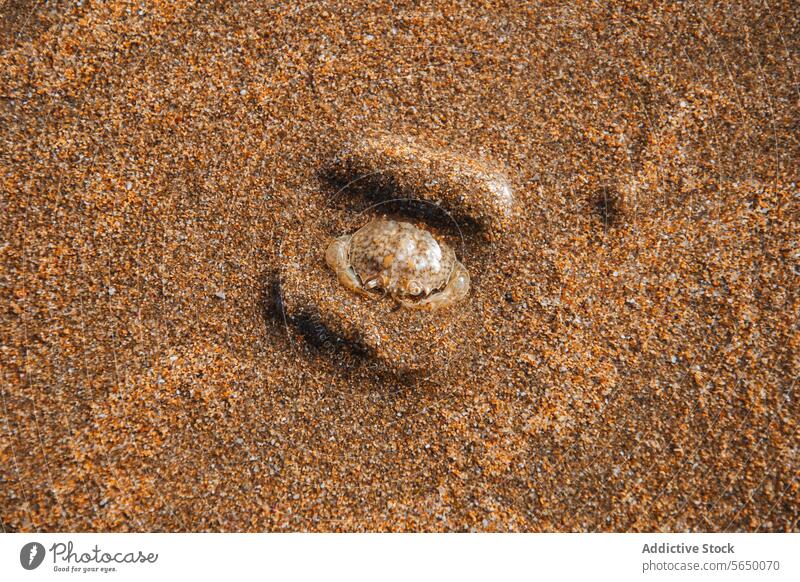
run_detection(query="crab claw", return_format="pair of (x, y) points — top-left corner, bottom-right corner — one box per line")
(399, 260), (470, 311)
(325, 235), (374, 299)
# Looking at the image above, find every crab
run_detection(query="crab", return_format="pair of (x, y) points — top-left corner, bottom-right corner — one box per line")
(325, 219), (470, 311)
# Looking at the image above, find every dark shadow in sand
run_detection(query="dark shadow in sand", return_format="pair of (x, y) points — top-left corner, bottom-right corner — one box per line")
(318, 164), (485, 243)
(257, 270), (425, 389)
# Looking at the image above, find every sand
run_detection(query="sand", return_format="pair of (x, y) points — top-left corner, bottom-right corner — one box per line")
(1, 0), (798, 531)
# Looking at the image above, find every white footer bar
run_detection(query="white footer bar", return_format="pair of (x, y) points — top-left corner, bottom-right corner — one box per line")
(2, 533), (797, 581)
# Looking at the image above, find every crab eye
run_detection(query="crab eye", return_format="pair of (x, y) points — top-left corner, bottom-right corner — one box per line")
(408, 282), (421, 295)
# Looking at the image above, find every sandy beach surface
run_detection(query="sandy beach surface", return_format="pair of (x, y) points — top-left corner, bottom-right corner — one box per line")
(1, 1), (798, 531)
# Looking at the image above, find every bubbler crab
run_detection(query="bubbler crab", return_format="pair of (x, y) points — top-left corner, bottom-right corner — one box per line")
(325, 219), (470, 311)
